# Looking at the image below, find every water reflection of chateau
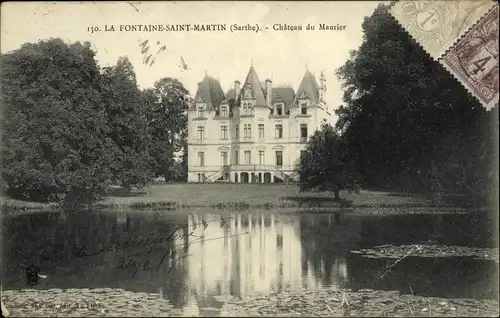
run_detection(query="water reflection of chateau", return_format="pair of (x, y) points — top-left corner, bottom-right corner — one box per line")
(186, 212), (349, 299)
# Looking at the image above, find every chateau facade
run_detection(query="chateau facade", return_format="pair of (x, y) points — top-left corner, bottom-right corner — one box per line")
(187, 65), (330, 183)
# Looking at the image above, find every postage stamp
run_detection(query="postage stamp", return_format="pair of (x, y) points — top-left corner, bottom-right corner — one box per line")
(390, 0), (496, 59)
(440, 6), (499, 110)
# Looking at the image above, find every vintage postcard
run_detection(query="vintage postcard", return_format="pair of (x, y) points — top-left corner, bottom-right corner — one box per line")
(1, 1), (498, 317)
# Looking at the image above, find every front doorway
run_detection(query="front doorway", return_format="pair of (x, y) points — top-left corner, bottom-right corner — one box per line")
(264, 172), (271, 184)
(241, 172), (249, 183)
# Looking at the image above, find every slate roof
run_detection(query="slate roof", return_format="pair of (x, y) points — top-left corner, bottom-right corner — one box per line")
(272, 86), (296, 112)
(225, 88), (236, 101)
(292, 70), (320, 106)
(193, 67), (322, 112)
(240, 66), (267, 107)
(193, 75), (225, 110)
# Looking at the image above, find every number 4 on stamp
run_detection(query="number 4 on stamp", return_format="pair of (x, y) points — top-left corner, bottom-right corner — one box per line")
(440, 6), (499, 110)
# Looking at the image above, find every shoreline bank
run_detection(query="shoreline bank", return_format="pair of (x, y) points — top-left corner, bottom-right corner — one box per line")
(2, 287), (498, 317)
(1, 184), (493, 214)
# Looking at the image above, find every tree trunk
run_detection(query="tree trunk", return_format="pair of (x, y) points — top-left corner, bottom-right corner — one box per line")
(334, 190), (340, 200)
(124, 184), (131, 193)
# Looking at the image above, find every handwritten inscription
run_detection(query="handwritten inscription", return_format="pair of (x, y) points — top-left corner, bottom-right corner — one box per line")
(6, 213), (248, 281)
(66, 215), (247, 278)
(139, 40), (166, 66)
(113, 230), (248, 278)
(73, 224), (196, 258)
(116, 249), (193, 278)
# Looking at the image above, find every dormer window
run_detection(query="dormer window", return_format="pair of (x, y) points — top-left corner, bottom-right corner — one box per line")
(243, 87), (252, 99)
(220, 106), (228, 117)
(242, 103), (252, 116)
(301, 102), (307, 115)
(276, 103), (283, 116)
(197, 105), (205, 118)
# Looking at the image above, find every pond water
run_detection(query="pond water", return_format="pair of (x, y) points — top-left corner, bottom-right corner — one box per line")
(2, 208), (498, 315)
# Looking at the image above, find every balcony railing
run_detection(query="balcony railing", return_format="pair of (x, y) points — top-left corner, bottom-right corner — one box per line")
(188, 137), (310, 144)
(190, 164), (297, 170)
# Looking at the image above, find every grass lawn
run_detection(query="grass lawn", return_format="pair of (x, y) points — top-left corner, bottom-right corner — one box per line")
(2, 183), (440, 212)
(101, 183), (433, 208)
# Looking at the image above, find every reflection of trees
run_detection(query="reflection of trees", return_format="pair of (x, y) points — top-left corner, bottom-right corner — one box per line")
(299, 213), (361, 288)
(2, 208), (189, 308)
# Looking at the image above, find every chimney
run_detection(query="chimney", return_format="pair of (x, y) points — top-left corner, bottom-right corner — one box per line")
(234, 80), (241, 97)
(319, 71), (326, 101)
(265, 79), (272, 107)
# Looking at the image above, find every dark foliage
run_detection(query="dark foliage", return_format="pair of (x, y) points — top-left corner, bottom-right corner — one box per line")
(300, 121), (361, 199)
(1, 38), (190, 204)
(335, 4), (498, 203)
(143, 78), (190, 182)
(1, 39), (115, 203)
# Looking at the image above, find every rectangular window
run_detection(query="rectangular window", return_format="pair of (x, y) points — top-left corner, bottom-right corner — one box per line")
(301, 103), (307, 115)
(221, 125), (228, 140)
(221, 106), (228, 117)
(197, 126), (204, 141)
(300, 124), (308, 140)
(243, 124), (248, 138)
(275, 124), (283, 139)
(247, 125), (251, 138)
(258, 124), (264, 138)
(221, 151), (228, 166)
(259, 150), (264, 165)
(242, 103), (252, 116)
(276, 104), (283, 116)
(197, 106), (205, 118)
(235, 125), (239, 138)
(235, 150), (239, 165)
(198, 152), (205, 167)
(275, 151), (283, 167)
(244, 151), (251, 164)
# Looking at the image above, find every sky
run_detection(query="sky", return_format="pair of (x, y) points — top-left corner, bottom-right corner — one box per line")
(1, 1), (382, 122)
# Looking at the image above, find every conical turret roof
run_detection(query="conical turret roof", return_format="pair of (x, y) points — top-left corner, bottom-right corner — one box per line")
(240, 65), (267, 107)
(293, 70), (320, 106)
(193, 74), (225, 110)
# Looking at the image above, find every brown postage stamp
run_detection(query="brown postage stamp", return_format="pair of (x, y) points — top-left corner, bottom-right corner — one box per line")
(390, 0), (496, 59)
(440, 5), (499, 110)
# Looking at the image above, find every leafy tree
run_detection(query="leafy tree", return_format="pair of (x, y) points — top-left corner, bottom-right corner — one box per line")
(100, 56), (152, 191)
(300, 121), (361, 200)
(335, 4), (496, 201)
(175, 128), (188, 182)
(143, 78), (190, 181)
(1, 39), (114, 204)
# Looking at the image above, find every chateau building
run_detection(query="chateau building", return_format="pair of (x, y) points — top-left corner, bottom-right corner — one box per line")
(187, 64), (330, 183)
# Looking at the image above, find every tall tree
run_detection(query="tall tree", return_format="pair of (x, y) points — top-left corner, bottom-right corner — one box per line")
(300, 121), (361, 200)
(335, 4), (495, 200)
(143, 78), (190, 181)
(1, 39), (114, 204)
(100, 56), (152, 191)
